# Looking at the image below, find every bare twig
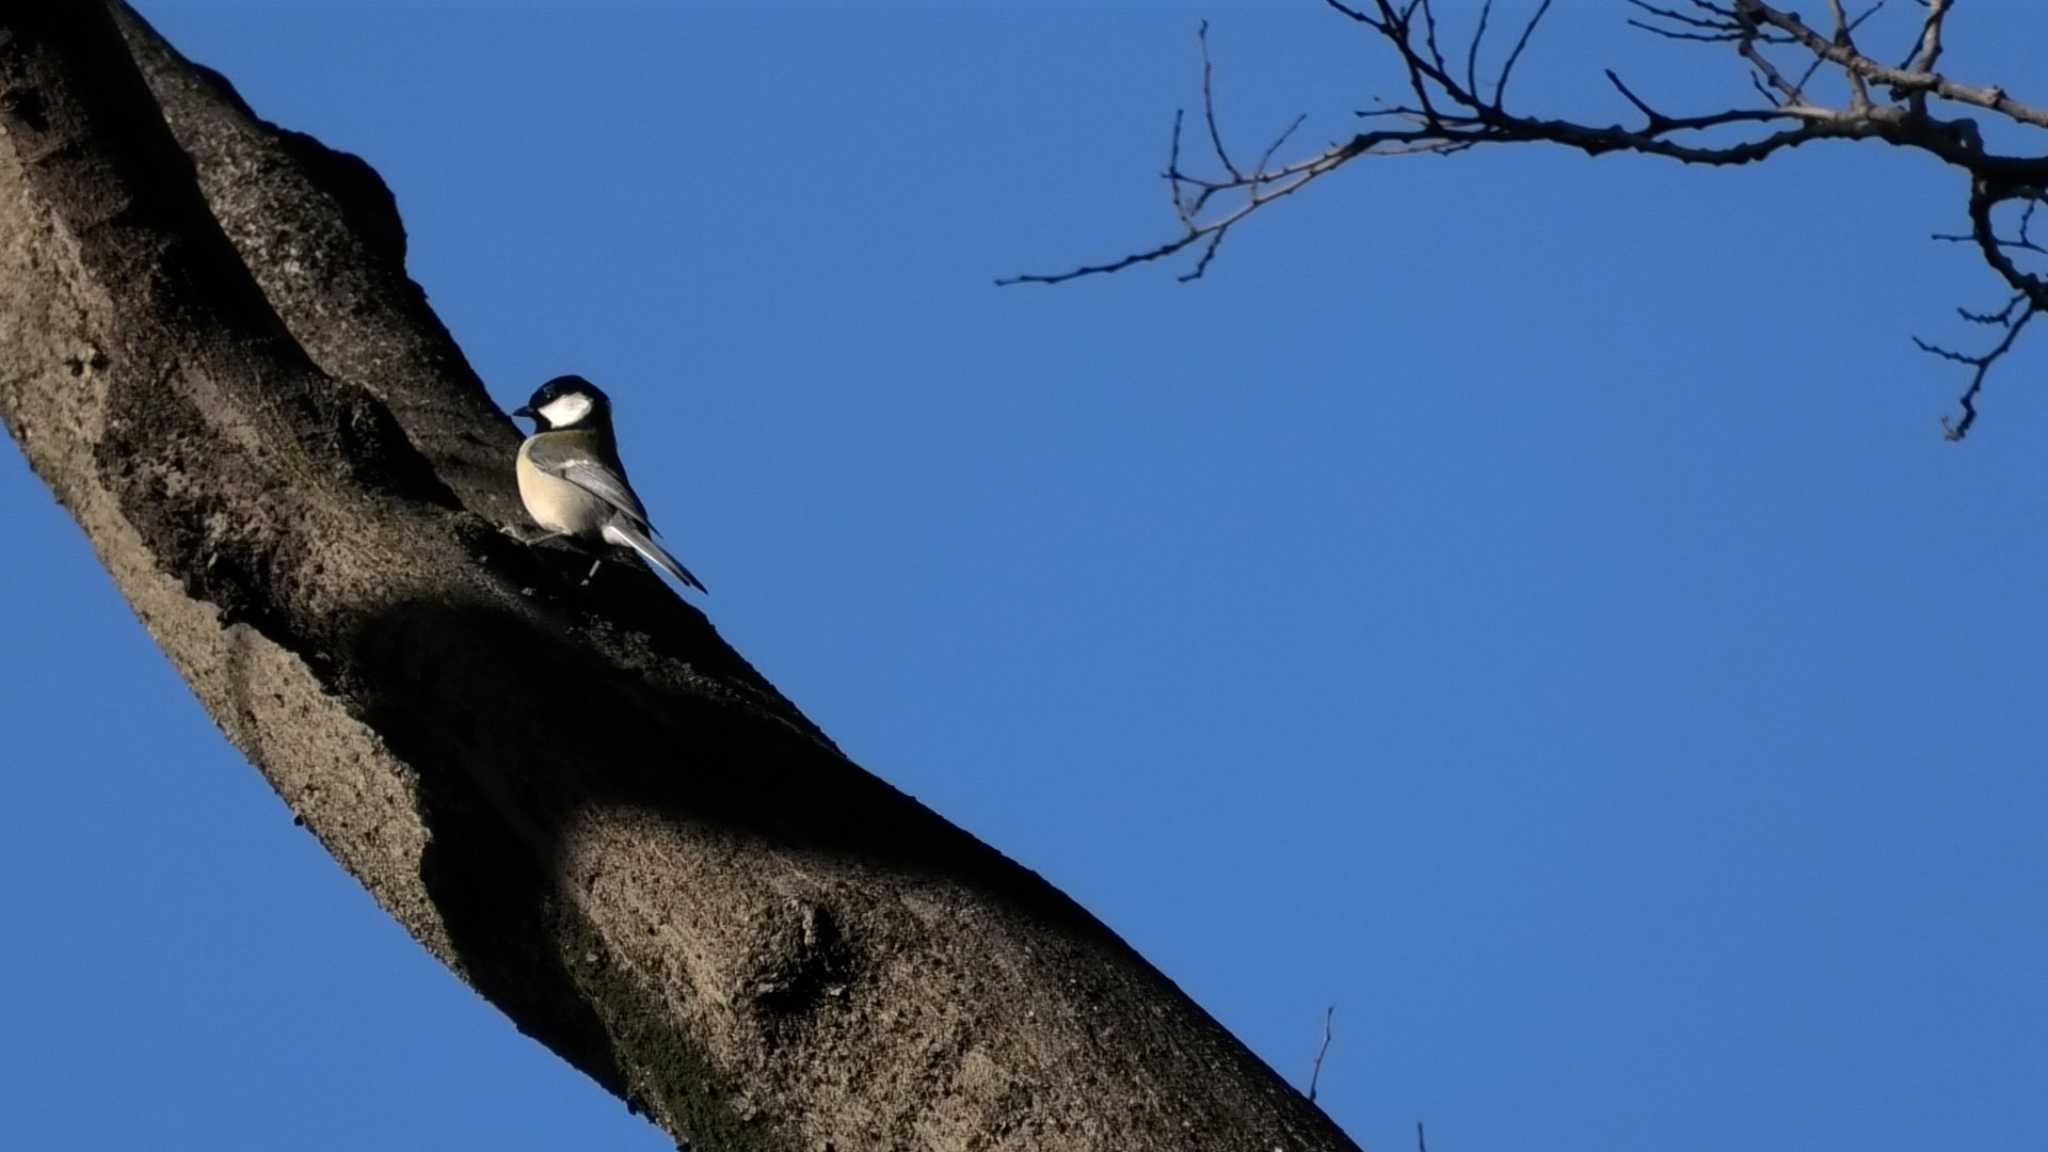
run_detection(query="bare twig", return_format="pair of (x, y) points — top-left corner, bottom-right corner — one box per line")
(1167, 108), (1190, 223)
(1197, 21), (1241, 181)
(1794, 1), (1888, 101)
(1308, 1005), (1337, 1103)
(1916, 295), (2037, 440)
(1254, 113), (1310, 178)
(1494, 0), (1554, 106)
(1901, 0), (1951, 79)
(1826, 0), (1874, 109)
(1465, 0), (1493, 107)
(1604, 68), (1664, 126)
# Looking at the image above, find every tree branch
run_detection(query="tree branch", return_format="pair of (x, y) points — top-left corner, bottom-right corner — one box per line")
(0, 6), (1362, 1150)
(1004, 1), (2048, 438)
(1308, 1004), (1338, 1103)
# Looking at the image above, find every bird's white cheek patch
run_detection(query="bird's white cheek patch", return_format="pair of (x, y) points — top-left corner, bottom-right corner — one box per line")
(538, 393), (595, 427)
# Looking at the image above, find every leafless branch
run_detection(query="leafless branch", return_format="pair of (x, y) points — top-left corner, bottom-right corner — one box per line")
(1917, 292), (2038, 440)
(1465, 0), (1493, 111)
(1625, 0), (1794, 46)
(1796, 1), (1887, 101)
(1198, 21), (1241, 182)
(1002, 1), (2048, 438)
(1308, 1004), (1337, 1103)
(1901, 0), (1951, 80)
(1495, 0), (1554, 105)
(1255, 112), (1310, 178)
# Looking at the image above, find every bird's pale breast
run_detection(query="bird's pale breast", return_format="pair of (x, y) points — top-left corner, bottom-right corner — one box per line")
(516, 438), (610, 537)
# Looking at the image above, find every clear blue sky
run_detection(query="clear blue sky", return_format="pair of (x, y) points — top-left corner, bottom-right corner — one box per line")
(4, 3), (2044, 1149)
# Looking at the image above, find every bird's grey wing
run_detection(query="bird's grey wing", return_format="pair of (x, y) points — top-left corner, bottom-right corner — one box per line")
(523, 436), (653, 528)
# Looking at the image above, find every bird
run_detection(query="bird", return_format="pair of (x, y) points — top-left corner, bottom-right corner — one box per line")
(508, 374), (708, 594)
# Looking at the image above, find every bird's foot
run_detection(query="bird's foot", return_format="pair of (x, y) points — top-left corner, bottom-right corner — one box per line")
(501, 523), (567, 546)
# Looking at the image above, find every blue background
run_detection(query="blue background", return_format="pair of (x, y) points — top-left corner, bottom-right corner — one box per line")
(4, 3), (2044, 1149)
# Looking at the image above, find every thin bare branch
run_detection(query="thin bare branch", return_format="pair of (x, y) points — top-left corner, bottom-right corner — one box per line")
(1197, 21), (1241, 182)
(1466, 0), (1493, 106)
(1494, 0), (1554, 106)
(1415, 0), (1453, 87)
(1167, 108), (1190, 223)
(1308, 1005), (1337, 1103)
(1741, 35), (1806, 106)
(1916, 298), (2035, 441)
(1825, 0), (1873, 108)
(1624, 0), (1743, 36)
(1956, 292), (2029, 326)
(1911, 180), (2048, 438)
(1179, 228), (1229, 283)
(997, 230), (1219, 287)
(1792, 0), (1887, 100)
(1605, 69), (1664, 125)
(1626, 0), (1794, 44)
(1968, 182), (2048, 303)
(1323, 0), (1383, 27)
(1902, 0), (1951, 76)
(1254, 113), (1310, 178)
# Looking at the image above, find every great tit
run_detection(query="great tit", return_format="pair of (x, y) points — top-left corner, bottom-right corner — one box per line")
(510, 374), (708, 594)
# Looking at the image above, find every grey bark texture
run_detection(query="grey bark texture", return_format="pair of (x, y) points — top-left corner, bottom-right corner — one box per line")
(0, 7), (1358, 1151)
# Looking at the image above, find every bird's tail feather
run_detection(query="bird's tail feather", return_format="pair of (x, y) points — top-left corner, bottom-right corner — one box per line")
(602, 518), (708, 594)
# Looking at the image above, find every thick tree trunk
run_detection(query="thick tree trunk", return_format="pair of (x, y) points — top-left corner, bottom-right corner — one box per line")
(0, 7), (1356, 1150)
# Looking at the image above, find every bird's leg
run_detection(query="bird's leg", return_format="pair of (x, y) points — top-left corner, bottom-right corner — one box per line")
(500, 523), (568, 546)
(580, 557), (604, 587)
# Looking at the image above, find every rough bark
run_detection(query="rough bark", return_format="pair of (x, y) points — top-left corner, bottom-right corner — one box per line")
(0, 7), (1356, 1151)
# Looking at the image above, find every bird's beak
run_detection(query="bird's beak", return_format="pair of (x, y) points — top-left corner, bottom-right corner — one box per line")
(512, 405), (535, 419)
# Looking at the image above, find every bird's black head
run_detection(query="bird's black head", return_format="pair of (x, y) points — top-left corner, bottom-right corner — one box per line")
(513, 374), (612, 431)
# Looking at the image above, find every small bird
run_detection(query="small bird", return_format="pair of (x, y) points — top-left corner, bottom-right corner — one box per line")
(510, 374), (708, 594)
